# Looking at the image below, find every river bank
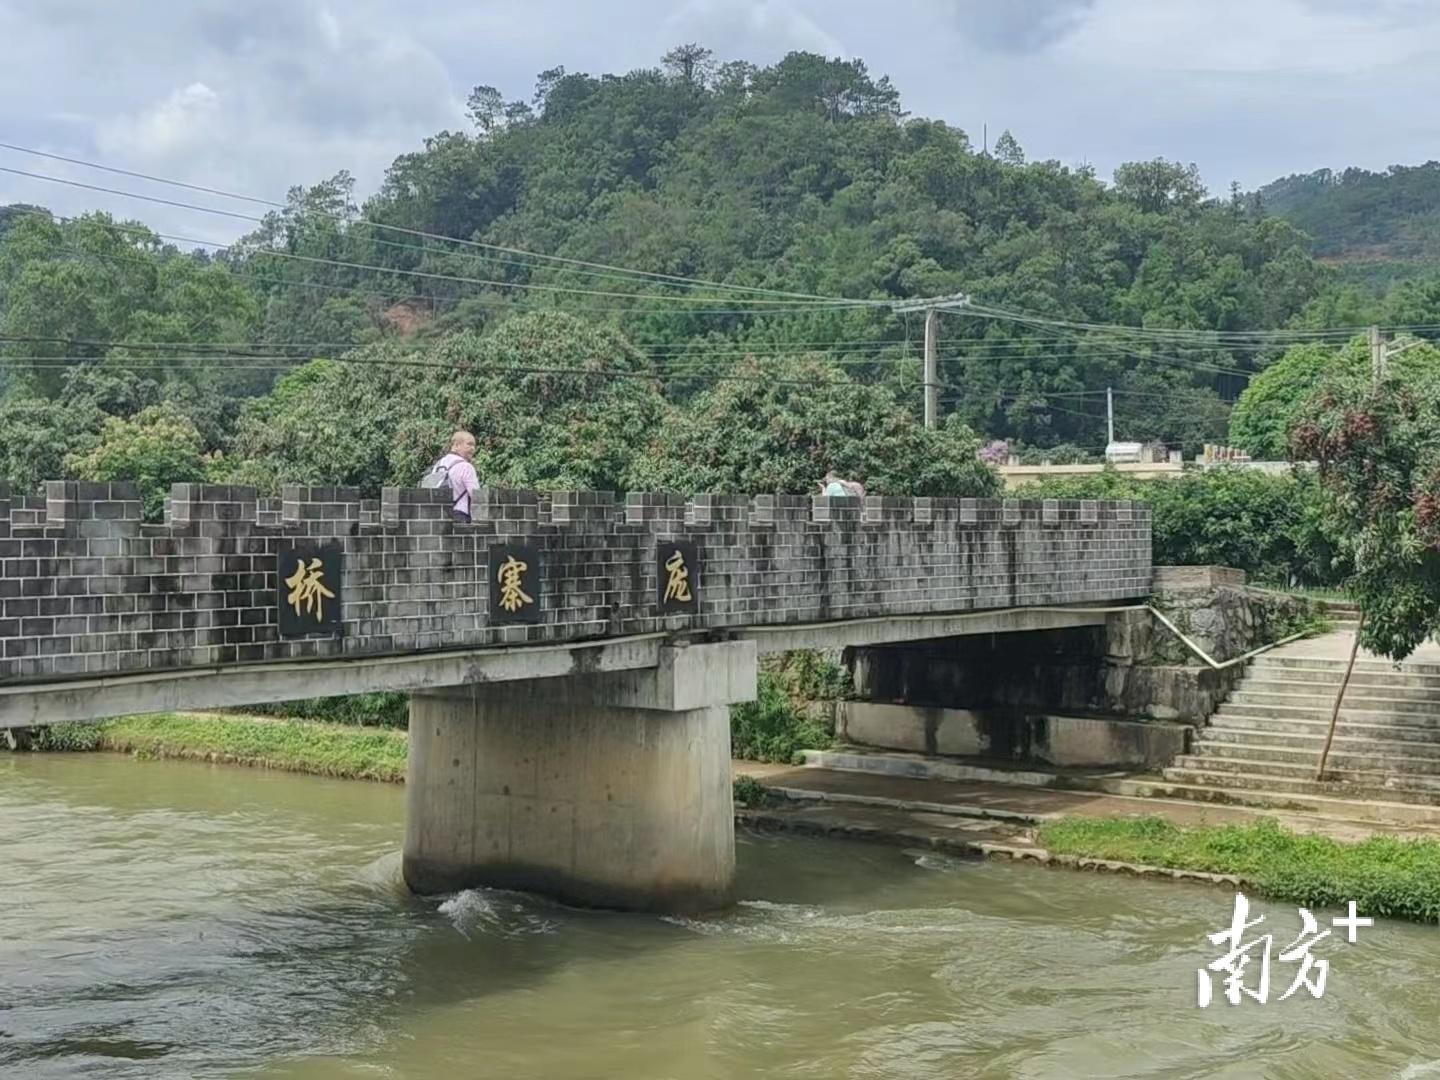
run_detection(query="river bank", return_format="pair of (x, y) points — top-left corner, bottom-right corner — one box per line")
(30, 713), (408, 782)
(18, 712), (1440, 924)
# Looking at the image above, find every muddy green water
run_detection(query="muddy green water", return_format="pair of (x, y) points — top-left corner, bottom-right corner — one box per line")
(2, 755), (1439, 1079)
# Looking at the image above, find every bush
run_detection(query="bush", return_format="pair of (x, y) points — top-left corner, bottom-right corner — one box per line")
(730, 673), (833, 763)
(1012, 442), (1096, 466)
(28, 722), (103, 751)
(733, 775), (772, 808)
(772, 649), (851, 702)
(243, 692), (409, 728)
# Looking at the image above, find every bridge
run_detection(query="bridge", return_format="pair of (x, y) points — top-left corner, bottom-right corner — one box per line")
(0, 481), (1151, 911)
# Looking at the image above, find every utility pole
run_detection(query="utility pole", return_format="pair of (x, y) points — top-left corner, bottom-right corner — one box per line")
(924, 308), (939, 429)
(1106, 386), (1115, 446)
(891, 292), (968, 430)
(1370, 324), (1384, 385)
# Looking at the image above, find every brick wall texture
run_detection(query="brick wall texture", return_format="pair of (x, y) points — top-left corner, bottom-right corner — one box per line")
(0, 482), (1152, 683)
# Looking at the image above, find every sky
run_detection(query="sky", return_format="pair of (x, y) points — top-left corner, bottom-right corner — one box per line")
(3, 0), (1440, 242)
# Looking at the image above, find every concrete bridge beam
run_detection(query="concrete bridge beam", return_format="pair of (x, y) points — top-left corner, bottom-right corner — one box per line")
(402, 641), (753, 913)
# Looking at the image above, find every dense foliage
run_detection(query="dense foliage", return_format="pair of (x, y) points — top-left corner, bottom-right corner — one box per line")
(1260, 163), (1440, 269)
(222, 312), (671, 494)
(244, 692), (410, 729)
(1, 45), (1393, 496)
(1294, 362), (1440, 659)
(67, 403), (209, 520)
(3, 46), (1440, 602)
(729, 675), (833, 763)
(730, 651), (849, 763)
(1017, 467), (1346, 587)
(1230, 336), (1440, 460)
(637, 359), (999, 496)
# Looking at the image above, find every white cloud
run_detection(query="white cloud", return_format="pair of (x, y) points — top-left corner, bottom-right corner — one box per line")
(941, 0), (1097, 52)
(0, 0), (467, 239)
(666, 0), (847, 61)
(3, 0), (1440, 233)
(102, 82), (221, 159)
(1060, 0), (1440, 75)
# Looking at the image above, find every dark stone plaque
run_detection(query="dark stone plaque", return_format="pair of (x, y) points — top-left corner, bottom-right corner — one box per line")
(656, 540), (699, 614)
(277, 544), (343, 637)
(489, 542), (542, 625)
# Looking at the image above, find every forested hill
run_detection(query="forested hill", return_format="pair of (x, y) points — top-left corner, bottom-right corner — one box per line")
(1259, 163), (1440, 277)
(0, 47), (1419, 504)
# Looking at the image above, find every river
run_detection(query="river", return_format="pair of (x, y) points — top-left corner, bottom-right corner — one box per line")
(1, 754), (1438, 1079)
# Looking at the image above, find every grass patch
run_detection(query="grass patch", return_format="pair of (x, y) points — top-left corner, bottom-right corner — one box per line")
(45, 713), (410, 782)
(1038, 816), (1440, 923)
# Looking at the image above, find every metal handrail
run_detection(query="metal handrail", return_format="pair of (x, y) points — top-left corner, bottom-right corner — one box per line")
(1143, 606), (1313, 671)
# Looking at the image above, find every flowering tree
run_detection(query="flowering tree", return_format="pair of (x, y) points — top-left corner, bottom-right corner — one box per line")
(978, 440), (1010, 465)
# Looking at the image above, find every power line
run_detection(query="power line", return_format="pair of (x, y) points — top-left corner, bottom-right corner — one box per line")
(0, 331), (925, 365)
(0, 150), (880, 305)
(959, 299), (1398, 344)
(0, 350), (915, 389)
(940, 307), (1254, 378)
(15, 203), (1365, 368)
(21, 213), (883, 317)
(14, 147), (1440, 346)
(0, 167), (865, 307)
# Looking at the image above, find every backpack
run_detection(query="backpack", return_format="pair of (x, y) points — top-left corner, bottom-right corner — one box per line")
(419, 461), (452, 490)
(420, 458), (464, 507)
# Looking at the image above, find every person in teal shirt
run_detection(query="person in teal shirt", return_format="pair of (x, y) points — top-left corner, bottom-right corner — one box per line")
(819, 471), (864, 497)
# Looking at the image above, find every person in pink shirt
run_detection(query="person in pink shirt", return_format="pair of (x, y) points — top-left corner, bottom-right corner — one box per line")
(423, 430), (481, 522)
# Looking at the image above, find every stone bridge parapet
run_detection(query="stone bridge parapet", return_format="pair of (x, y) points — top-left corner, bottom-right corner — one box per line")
(0, 482), (1151, 684)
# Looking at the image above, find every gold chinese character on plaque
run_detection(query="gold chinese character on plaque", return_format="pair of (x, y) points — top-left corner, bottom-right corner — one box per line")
(663, 548), (692, 604)
(277, 546), (343, 637)
(657, 540), (699, 613)
(496, 554), (534, 613)
(490, 543), (542, 624)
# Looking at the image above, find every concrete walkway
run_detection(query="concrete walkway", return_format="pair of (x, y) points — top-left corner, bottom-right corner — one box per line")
(1268, 627), (1440, 665)
(733, 760), (1440, 842)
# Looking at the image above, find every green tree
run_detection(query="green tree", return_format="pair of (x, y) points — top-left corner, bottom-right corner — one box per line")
(65, 402), (209, 520)
(1112, 159), (1207, 215)
(640, 356), (999, 496)
(1231, 336), (1440, 460)
(662, 43), (715, 87)
(466, 84), (506, 134)
(0, 396), (96, 493)
(1017, 468), (1346, 587)
(1294, 363), (1440, 659)
(1231, 341), (1358, 459)
(0, 212), (260, 398)
(225, 312), (670, 495)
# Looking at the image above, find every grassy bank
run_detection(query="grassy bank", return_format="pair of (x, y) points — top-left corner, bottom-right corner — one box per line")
(1038, 816), (1440, 923)
(37, 714), (408, 782)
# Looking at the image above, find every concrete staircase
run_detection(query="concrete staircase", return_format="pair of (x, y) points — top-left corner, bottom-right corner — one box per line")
(1166, 618), (1440, 806)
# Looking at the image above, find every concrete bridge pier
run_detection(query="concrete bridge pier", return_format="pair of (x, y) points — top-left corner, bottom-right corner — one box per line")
(403, 640), (755, 914)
